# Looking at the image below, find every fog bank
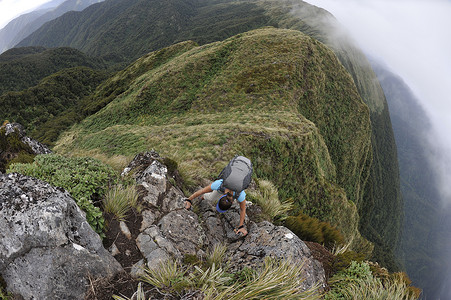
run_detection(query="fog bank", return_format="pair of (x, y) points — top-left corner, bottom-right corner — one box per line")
(0, 0), (53, 29)
(304, 0), (451, 202)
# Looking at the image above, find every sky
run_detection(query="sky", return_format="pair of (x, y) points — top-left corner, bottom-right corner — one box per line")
(304, 0), (451, 201)
(0, 0), (53, 29)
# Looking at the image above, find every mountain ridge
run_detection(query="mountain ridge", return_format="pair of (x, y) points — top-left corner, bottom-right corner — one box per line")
(54, 27), (373, 253)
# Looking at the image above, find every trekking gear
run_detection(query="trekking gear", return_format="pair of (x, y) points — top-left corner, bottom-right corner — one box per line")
(217, 155), (253, 197)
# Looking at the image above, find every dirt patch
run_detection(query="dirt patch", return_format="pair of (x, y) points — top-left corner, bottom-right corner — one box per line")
(103, 208), (144, 272)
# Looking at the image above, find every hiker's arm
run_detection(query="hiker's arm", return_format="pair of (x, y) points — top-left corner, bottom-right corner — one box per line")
(185, 184), (213, 209)
(188, 185), (213, 201)
(235, 200), (248, 236)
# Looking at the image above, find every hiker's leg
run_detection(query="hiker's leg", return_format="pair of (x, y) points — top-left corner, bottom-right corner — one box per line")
(203, 190), (222, 205)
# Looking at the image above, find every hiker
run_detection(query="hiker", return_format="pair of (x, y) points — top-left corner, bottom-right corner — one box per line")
(184, 156), (252, 236)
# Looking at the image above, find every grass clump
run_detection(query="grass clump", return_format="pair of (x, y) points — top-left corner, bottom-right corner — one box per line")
(141, 260), (191, 294)
(247, 179), (293, 222)
(325, 261), (420, 300)
(7, 154), (117, 237)
(206, 243), (228, 268)
(103, 184), (138, 222)
(285, 212), (344, 250)
(119, 257), (320, 300)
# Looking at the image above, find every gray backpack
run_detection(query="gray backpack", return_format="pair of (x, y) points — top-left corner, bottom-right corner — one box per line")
(218, 156), (253, 196)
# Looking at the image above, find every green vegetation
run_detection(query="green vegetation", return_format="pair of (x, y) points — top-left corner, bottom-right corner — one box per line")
(285, 212), (344, 250)
(131, 257), (321, 300)
(0, 47), (106, 95)
(247, 179), (293, 222)
(206, 243), (228, 268)
(9, 0), (402, 270)
(18, 0), (275, 65)
(325, 261), (420, 299)
(7, 154), (118, 237)
(0, 66), (108, 142)
(0, 125), (35, 173)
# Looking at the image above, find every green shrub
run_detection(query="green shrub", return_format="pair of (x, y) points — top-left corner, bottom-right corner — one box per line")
(285, 212), (344, 249)
(0, 126), (35, 173)
(7, 154), (118, 237)
(331, 250), (366, 274)
(325, 261), (420, 300)
(6, 151), (35, 167)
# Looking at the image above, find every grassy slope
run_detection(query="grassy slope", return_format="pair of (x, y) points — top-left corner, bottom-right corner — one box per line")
(55, 27), (372, 252)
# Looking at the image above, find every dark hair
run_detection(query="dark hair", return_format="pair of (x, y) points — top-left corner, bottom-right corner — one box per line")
(218, 196), (233, 211)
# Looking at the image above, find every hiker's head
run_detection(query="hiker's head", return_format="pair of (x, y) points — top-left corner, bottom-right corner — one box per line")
(216, 194), (233, 213)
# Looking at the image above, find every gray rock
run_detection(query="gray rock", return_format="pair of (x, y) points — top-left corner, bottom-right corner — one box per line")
(230, 221), (326, 291)
(2, 123), (51, 155)
(158, 210), (206, 256)
(140, 209), (160, 231)
(0, 173), (123, 299)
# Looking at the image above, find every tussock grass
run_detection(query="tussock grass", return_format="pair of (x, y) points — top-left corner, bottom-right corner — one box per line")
(214, 257), (320, 300)
(131, 257), (320, 300)
(328, 273), (419, 300)
(103, 185), (138, 222)
(247, 179), (293, 221)
(206, 243), (228, 268)
(140, 260), (191, 293)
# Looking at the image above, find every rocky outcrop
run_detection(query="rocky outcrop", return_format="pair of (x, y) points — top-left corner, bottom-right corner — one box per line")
(0, 122), (51, 173)
(2, 122), (51, 155)
(117, 151), (327, 291)
(0, 150), (327, 298)
(0, 173), (123, 299)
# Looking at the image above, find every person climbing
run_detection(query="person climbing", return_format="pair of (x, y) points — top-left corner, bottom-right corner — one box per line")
(184, 155), (252, 236)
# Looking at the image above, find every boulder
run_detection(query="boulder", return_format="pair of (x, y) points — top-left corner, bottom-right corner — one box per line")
(0, 173), (123, 299)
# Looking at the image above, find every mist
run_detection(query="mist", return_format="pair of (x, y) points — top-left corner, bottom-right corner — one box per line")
(0, 0), (53, 29)
(303, 0), (451, 202)
(302, 0), (451, 297)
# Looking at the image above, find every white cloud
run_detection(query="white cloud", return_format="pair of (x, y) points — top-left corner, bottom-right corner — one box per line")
(305, 0), (451, 200)
(0, 0), (53, 29)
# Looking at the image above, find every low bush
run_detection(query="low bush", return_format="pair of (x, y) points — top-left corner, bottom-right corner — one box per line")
(331, 250), (366, 274)
(284, 212), (344, 249)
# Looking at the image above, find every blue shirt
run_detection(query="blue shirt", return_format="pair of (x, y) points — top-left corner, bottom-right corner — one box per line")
(211, 179), (246, 202)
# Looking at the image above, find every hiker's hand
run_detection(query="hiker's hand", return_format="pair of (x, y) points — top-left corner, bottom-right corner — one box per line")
(234, 227), (248, 236)
(184, 198), (192, 210)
